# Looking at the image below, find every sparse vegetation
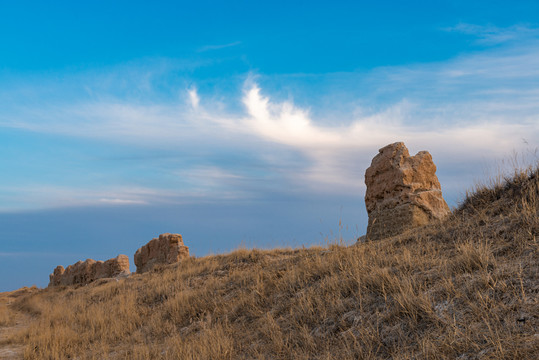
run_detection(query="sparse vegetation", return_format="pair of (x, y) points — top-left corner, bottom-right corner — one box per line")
(1, 165), (538, 359)
(0, 302), (12, 327)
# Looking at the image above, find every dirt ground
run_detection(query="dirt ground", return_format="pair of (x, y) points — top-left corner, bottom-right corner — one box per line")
(0, 288), (34, 360)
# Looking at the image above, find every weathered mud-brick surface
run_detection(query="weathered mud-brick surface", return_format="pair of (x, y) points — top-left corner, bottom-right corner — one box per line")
(364, 142), (450, 240)
(48, 255), (130, 287)
(134, 233), (190, 274)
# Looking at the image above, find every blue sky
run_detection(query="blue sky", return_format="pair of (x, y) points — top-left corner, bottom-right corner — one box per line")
(1, 1), (538, 291)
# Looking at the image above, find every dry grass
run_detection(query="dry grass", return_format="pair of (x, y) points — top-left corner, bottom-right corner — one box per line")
(0, 287), (37, 328)
(0, 302), (12, 327)
(0, 286), (37, 355)
(2, 165), (538, 359)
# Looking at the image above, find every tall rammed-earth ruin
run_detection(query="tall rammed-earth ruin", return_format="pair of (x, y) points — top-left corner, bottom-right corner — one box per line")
(364, 142), (450, 240)
(134, 233), (190, 273)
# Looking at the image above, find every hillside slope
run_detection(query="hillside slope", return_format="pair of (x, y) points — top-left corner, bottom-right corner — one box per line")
(3, 166), (538, 359)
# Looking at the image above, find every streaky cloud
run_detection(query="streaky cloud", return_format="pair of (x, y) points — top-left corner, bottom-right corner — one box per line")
(443, 23), (539, 45)
(197, 41), (242, 52)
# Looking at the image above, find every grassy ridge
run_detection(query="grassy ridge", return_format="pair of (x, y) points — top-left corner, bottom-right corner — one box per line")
(5, 166), (539, 359)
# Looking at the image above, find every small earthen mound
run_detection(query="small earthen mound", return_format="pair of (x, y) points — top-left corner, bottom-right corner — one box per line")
(48, 255), (130, 287)
(364, 142), (450, 240)
(134, 233), (189, 274)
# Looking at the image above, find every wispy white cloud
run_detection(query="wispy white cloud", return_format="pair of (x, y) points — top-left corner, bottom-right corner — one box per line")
(98, 198), (148, 205)
(444, 23), (539, 45)
(197, 41), (242, 52)
(227, 85), (536, 191)
(188, 87), (200, 109)
(0, 183), (251, 213)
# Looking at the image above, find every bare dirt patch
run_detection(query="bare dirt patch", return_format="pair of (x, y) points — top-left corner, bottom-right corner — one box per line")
(0, 287), (36, 359)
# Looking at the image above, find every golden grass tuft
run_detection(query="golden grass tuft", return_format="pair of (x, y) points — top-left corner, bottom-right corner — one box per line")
(1, 165), (538, 359)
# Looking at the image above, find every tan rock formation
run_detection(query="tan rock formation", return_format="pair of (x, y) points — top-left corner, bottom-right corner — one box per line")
(48, 255), (130, 287)
(134, 233), (189, 274)
(364, 142), (450, 240)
